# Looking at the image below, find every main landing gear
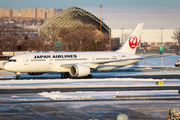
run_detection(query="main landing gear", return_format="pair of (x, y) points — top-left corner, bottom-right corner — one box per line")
(61, 73), (93, 79)
(83, 74), (93, 78)
(61, 73), (71, 78)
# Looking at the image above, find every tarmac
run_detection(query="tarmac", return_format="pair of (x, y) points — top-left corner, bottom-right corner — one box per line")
(0, 100), (179, 120)
(1, 68), (180, 120)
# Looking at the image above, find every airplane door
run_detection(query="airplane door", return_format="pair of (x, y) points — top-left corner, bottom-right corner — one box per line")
(43, 59), (53, 70)
(23, 57), (29, 65)
(91, 56), (95, 61)
(119, 55), (127, 59)
(118, 55), (121, 60)
(47, 59), (53, 70)
(49, 59), (53, 65)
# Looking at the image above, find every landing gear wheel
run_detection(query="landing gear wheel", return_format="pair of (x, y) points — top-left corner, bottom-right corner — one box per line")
(89, 75), (93, 78)
(61, 74), (65, 78)
(83, 74), (93, 79)
(16, 75), (21, 79)
(61, 73), (71, 78)
(64, 74), (68, 78)
(68, 74), (71, 78)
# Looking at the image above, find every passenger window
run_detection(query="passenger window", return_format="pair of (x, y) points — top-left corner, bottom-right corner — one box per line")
(8, 59), (17, 62)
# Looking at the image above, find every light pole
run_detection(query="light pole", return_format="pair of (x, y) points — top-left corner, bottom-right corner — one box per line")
(160, 28), (164, 46)
(121, 28), (124, 44)
(95, 40), (97, 51)
(99, 5), (103, 40)
(66, 43), (68, 51)
(160, 28), (164, 66)
(80, 41), (82, 51)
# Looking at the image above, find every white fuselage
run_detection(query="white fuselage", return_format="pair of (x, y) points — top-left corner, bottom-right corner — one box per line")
(4, 51), (140, 73)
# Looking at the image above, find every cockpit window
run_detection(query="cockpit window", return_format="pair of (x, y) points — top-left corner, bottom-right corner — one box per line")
(8, 59), (12, 62)
(8, 59), (17, 62)
(12, 59), (17, 62)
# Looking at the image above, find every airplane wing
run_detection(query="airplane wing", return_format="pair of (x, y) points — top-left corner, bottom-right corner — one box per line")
(60, 54), (170, 68)
(89, 54), (170, 64)
(139, 54), (172, 60)
(60, 64), (74, 68)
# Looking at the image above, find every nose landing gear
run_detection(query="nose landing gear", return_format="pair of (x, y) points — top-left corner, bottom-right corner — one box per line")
(16, 75), (21, 79)
(15, 72), (21, 79)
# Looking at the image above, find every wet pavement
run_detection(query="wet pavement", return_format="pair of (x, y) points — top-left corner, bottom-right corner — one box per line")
(0, 100), (179, 120)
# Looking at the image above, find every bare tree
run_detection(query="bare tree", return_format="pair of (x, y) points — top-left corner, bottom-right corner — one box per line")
(37, 32), (53, 51)
(39, 19), (46, 25)
(19, 37), (44, 51)
(63, 28), (96, 51)
(79, 30), (110, 51)
(38, 24), (68, 51)
(172, 28), (180, 45)
(0, 17), (9, 28)
(62, 28), (110, 51)
(0, 27), (22, 53)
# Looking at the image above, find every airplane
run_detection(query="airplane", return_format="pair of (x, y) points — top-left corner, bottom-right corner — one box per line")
(3, 23), (162, 79)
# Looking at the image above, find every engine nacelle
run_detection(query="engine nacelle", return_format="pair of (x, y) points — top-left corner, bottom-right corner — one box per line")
(70, 64), (90, 77)
(27, 72), (45, 75)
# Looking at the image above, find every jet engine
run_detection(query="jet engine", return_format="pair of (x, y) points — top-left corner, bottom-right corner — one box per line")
(27, 72), (45, 75)
(70, 64), (90, 77)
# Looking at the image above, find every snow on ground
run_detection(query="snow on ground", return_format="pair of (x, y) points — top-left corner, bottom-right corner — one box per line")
(0, 90), (178, 101)
(38, 90), (179, 100)
(0, 76), (180, 101)
(1, 70), (180, 78)
(1, 76), (180, 89)
(139, 55), (179, 66)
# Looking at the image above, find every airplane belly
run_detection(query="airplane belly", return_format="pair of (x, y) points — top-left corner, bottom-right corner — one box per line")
(50, 64), (69, 72)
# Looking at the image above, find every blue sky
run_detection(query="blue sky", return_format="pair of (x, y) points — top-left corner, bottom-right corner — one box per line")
(1, 0), (180, 10)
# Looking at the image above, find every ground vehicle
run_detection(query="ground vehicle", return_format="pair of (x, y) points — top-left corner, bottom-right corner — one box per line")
(175, 60), (180, 67)
(166, 108), (180, 120)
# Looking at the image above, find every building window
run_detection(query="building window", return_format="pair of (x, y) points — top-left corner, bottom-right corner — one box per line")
(45, 12), (47, 18)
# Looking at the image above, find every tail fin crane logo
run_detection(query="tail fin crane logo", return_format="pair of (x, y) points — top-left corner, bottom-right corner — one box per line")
(129, 35), (137, 49)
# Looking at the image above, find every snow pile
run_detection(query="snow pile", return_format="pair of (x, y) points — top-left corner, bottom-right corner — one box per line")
(38, 90), (178, 100)
(39, 91), (95, 100)
(0, 90), (178, 101)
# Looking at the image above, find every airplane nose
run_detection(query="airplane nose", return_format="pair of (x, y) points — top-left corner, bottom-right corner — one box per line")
(3, 63), (9, 70)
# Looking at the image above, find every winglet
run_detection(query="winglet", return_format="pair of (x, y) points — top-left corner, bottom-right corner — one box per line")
(116, 23), (144, 54)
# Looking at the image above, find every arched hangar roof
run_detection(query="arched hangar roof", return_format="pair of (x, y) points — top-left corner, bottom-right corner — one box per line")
(39, 6), (111, 34)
